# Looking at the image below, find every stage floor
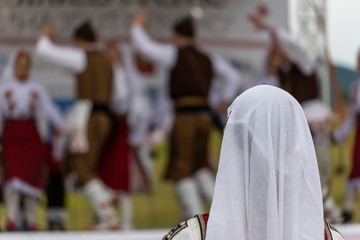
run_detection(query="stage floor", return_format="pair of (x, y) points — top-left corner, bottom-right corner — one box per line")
(0, 225), (359, 240)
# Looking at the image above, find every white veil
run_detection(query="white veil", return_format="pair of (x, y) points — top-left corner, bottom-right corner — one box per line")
(0, 49), (33, 83)
(206, 85), (323, 240)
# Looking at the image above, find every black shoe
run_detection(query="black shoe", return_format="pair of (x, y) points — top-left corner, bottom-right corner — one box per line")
(342, 211), (353, 223)
(48, 220), (65, 231)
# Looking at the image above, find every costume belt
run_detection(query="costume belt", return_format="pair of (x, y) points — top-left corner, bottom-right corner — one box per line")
(174, 96), (210, 114)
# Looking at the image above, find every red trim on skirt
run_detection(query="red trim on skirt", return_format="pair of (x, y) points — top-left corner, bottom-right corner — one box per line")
(99, 117), (130, 192)
(2, 119), (45, 189)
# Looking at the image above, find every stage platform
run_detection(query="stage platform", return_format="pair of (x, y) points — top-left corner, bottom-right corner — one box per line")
(0, 225), (359, 240)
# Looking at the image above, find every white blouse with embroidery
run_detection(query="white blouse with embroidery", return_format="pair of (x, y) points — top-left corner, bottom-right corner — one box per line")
(0, 79), (64, 134)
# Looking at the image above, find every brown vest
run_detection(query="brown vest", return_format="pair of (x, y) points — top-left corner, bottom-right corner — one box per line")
(76, 51), (113, 104)
(169, 46), (214, 101)
(278, 64), (319, 104)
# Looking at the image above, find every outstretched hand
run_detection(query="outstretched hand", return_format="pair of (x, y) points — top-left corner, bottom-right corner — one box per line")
(248, 13), (266, 30)
(132, 12), (148, 27)
(42, 24), (55, 40)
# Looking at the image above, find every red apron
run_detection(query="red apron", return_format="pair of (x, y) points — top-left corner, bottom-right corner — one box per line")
(2, 119), (45, 190)
(99, 117), (130, 192)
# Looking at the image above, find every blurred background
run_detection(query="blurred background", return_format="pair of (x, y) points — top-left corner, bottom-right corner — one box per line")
(0, 0), (359, 238)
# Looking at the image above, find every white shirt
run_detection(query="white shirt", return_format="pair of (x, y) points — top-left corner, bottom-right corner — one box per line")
(276, 28), (316, 76)
(110, 64), (130, 114)
(131, 26), (240, 103)
(256, 28), (316, 86)
(0, 79), (65, 134)
(36, 36), (131, 117)
(36, 36), (87, 74)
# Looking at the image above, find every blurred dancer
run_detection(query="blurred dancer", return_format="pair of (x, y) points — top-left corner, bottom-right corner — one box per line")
(250, 10), (340, 222)
(36, 22), (118, 229)
(122, 45), (170, 191)
(131, 12), (240, 219)
(333, 51), (360, 223)
(44, 128), (67, 230)
(98, 44), (136, 229)
(0, 51), (65, 231)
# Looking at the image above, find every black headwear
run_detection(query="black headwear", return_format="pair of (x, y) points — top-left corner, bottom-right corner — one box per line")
(73, 21), (97, 42)
(172, 16), (195, 38)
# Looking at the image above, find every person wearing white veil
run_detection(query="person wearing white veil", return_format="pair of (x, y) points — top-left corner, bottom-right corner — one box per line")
(0, 50), (65, 231)
(163, 85), (343, 240)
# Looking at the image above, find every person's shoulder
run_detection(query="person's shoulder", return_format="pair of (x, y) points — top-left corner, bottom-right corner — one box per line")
(162, 215), (207, 240)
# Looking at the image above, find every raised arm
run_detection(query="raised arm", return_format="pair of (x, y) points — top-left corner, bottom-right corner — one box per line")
(273, 28), (315, 76)
(249, 13), (315, 76)
(131, 13), (177, 68)
(36, 25), (86, 74)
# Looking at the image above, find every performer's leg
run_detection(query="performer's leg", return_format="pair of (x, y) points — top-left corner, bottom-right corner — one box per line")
(46, 173), (66, 230)
(194, 168), (215, 204)
(193, 115), (214, 204)
(24, 195), (38, 230)
(118, 192), (133, 229)
(135, 144), (155, 188)
(175, 177), (203, 220)
(4, 189), (20, 230)
(73, 113), (118, 228)
(83, 179), (117, 226)
(342, 180), (357, 223)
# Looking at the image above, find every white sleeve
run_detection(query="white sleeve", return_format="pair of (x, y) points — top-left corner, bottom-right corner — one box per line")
(333, 110), (357, 143)
(36, 36), (87, 74)
(131, 26), (177, 68)
(211, 55), (241, 103)
(111, 65), (129, 110)
(276, 28), (315, 76)
(38, 86), (65, 131)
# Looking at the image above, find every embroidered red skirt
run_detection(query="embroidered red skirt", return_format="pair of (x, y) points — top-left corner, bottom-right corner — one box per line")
(2, 119), (45, 190)
(99, 117), (130, 192)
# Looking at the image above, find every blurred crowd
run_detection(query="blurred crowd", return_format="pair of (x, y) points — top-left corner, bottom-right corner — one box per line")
(0, 3), (358, 232)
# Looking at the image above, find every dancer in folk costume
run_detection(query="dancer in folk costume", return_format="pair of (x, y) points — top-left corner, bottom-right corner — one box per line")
(122, 44), (170, 190)
(36, 22), (118, 229)
(98, 44), (140, 229)
(0, 50), (65, 231)
(131, 12), (240, 219)
(250, 8), (340, 222)
(163, 86), (344, 240)
(333, 51), (360, 223)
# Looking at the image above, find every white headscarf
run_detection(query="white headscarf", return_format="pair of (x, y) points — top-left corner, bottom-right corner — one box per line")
(206, 85), (324, 240)
(0, 49), (33, 83)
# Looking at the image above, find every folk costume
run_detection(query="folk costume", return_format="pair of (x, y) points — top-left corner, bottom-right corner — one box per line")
(131, 17), (240, 219)
(36, 22), (118, 228)
(0, 51), (65, 230)
(333, 79), (360, 222)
